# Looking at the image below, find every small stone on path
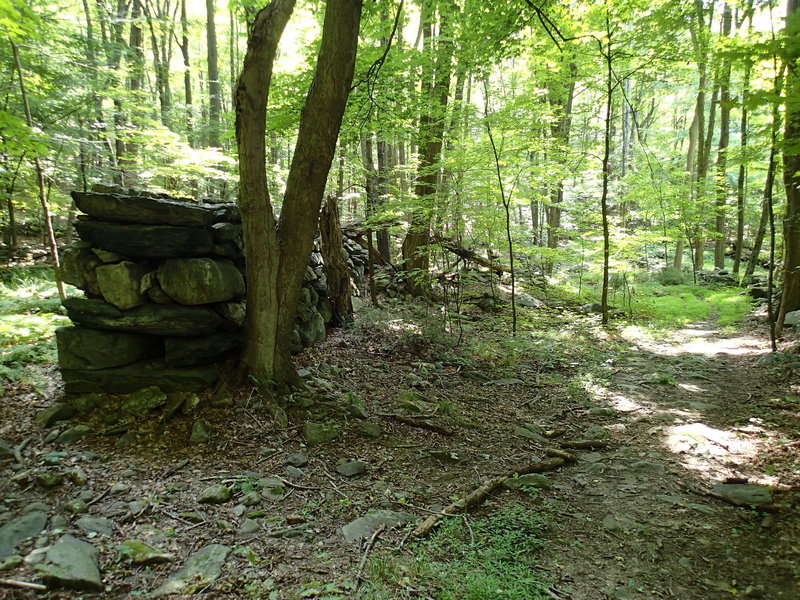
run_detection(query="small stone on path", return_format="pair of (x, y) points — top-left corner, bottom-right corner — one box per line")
(712, 483), (773, 507)
(336, 460), (367, 477)
(342, 510), (417, 542)
(119, 539), (174, 565)
(76, 517), (113, 537)
(36, 534), (102, 592)
(197, 484), (231, 504)
(151, 544), (230, 596)
(286, 453), (308, 467)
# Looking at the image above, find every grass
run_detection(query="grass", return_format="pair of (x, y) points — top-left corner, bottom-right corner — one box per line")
(630, 283), (753, 328)
(360, 502), (552, 599)
(0, 265), (69, 385)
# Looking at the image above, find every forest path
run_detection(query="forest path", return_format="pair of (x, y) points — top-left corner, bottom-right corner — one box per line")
(543, 319), (799, 599)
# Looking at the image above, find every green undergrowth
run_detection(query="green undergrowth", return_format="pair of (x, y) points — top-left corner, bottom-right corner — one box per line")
(0, 265), (69, 385)
(629, 283), (752, 328)
(360, 502), (552, 599)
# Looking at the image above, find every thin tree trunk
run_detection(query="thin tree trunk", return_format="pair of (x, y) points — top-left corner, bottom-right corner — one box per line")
(180, 0), (194, 146)
(207, 0), (222, 147)
(11, 42), (65, 300)
(600, 34), (613, 326)
(714, 4), (733, 269)
(733, 57), (752, 275)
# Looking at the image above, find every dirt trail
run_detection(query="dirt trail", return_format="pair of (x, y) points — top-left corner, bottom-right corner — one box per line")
(543, 321), (799, 599)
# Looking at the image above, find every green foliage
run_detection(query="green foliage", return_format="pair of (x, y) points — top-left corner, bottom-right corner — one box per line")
(362, 503), (551, 600)
(0, 266), (67, 385)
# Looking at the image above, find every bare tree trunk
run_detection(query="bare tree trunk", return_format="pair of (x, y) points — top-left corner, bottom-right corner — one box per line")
(207, 0), (222, 147)
(320, 195), (353, 325)
(600, 33), (613, 326)
(733, 56), (752, 275)
(11, 42), (65, 300)
(714, 3), (733, 269)
(180, 0), (194, 147)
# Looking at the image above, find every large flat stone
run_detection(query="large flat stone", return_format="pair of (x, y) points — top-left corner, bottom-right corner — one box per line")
(63, 297), (224, 336)
(74, 220), (214, 258)
(158, 258), (245, 305)
(164, 333), (242, 367)
(95, 261), (151, 309)
(0, 512), (47, 559)
(342, 511), (417, 542)
(56, 326), (160, 370)
(36, 534), (102, 592)
(61, 361), (218, 394)
(72, 191), (215, 227)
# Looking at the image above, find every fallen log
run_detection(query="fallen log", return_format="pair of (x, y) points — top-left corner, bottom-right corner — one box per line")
(433, 235), (512, 274)
(408, 457), (565, 540)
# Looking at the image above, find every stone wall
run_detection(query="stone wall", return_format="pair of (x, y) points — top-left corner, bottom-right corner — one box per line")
(57, 188), (363, 394)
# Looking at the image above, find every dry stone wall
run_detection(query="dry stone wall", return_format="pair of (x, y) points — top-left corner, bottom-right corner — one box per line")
(57, 188), (362, 394)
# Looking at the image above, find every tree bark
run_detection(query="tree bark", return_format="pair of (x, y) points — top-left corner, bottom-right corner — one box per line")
(320, 195), (353, 326)
(206, 0), (222, 147)
(236, 0), (362, 387)
(180, 0), (194, 146)
(714, 4), (732, 269)
(733, 56), (752, 275)
(778, 0), (800, 334)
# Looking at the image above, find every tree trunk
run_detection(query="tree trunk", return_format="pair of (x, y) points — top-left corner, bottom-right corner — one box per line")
(376, 139), (391, 262)
(236, 0), (361, 387)
(180, 0), (194, 147)
(714, 4), (732, 269)
(778, 0), (800, 334)
(207, 0), (222, 147)
(733, 57), (752, 275)
(400, 0), (454, 296)
(320, 195), (353, 326)
(600, 36), (613, 326)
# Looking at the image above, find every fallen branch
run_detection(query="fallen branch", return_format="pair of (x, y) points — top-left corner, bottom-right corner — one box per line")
(560, 439), (609, 449)
(381, 413), (455, 436)
(407, 457), (565, 540)
(0, 579), (47, 591)
(434, 235), (512, 274)
(545, 448), (576, 462)
(354, 524), (386, 591)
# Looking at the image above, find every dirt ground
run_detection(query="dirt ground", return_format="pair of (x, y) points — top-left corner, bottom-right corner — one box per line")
(0, 304), (798, 599)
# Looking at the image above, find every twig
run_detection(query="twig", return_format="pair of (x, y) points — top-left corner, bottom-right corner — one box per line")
(407, 457), (565, 540)
(354, 524), (386, 591)
(380, 413), (455, 436)
(0, 579), (47, 591)
(560, 439), (609, 449)
(86, 486), (112, 507)
(161, 458), (189, 480)
(273, 476), (321, 491)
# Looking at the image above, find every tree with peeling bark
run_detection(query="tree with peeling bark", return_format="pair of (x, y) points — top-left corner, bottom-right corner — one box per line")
(234, 0), (362, 389)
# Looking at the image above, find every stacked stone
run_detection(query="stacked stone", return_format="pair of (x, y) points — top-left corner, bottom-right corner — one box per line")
(57, 189), (338, 394)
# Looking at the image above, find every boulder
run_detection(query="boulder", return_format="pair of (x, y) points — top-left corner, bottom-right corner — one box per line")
(123, 386), (167, 418)
(297, 312), (326, 347)
(74, 220), (214, 258)
(56, 326), (159, 370)
(158, 258), (245, 305)
(61, 361), (218, 394)
(63, 297), (224, 336)
(58, 244), (103, 296)
(784, 310), (800, 326)
(214, 301), (246, 328)
(36, 534), (102, 592)
(95, 261), (152, 309)
(72, 191), (214, 227)
(0, 512), (47, 559)
(163, 333), (241, 367)
(303, 422), (339, 446)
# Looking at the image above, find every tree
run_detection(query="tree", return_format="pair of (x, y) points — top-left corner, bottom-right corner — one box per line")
(778, 0), (800, 333)
(235, 0), (362, 387)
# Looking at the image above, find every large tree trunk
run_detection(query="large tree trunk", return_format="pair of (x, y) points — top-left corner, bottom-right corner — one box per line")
(320, 195), (353, 326)
(400, 0), (454, 296)
(778, 0), (800, 334)
(236, 0), (361, 387)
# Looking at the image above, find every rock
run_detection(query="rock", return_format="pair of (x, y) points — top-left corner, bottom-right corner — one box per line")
(286, 453), (308, 468)
(111, 483), (131, 495)
(69, 467), (89, 486)
(285, 466), (304, 479)
(58, 244), (103, 295)
(214, 300), (246, 328)
(158, 258), (245, 305)
(50, 515), (68, 530)
(36, 534), (102, 592)
(0, 437), (13, 459)
(0, 512), (47, 559)
(583, 425), (610, 440)
(601, 513), (638, 533)
(0, 555), (23, 571)
(711, 483), (773, 507)
(34, 404), (76, 428)
(358, 422), (382, 438)
(179, 511), (206, 523)
(36, 472), (65, 488)
(513, 427), (548, 442)
(75, 517), (113, 537)
(74, 220), (215, 258)
(95, 261), (151, 309)
(503, 474), (551, 490)
(128, 500), (148, 515)
(123, 386), (167, 419)
(428, 450), (460, 463)
(62, 297), (225, 337)
(61, 361), (219, 394)
(303, 422), (339, 446)
(24, 547), (49, 567)
(119, 539), (174, 565)
(516, 293), (543, 308)
(57, 326), (160, 371)
(72, 191), (215, 228)
(580, 303), (603, 313)
(152, 544), (230, 596)
(164, 332), (241, 367)
(70, 394), (101, 413)
(238, 519), (260, 535)
(64, 500), (89, 515)
(297, 311), (326, 347)
(630, 461), (665, 474)
(240, 491), (261, 507)
(55, 425), (92, 444)
(197, 484), (231, 504)
(589, 407), (617, 416)
(336, 460), (367, 477)
(342, 511), (418, 542)
(190, 419), (211, 444)
(784, 310), (800, 326)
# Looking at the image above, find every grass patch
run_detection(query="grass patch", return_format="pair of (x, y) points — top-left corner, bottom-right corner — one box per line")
(631, 283), (752, 328)
(361, 502), (551, 599)
(0, 265), (69, 384)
